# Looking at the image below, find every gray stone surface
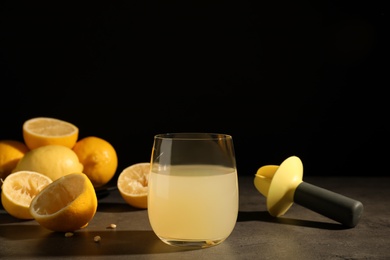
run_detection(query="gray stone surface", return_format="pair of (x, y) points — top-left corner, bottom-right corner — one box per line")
(1, 176), (389, 259)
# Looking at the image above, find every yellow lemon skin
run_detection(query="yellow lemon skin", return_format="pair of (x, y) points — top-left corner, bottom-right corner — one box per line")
(121, 191), (148, 209)
(72, 136), (118, 188)
(0, 140), (30, 180)
(22, 117), (79, 150)
(13, 145), (83, 181)
(29, 173), (98, 232)
(1, 170), (52, 219)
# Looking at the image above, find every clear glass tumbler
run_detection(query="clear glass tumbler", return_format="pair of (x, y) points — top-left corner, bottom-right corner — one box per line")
(148, 133), (239, 248)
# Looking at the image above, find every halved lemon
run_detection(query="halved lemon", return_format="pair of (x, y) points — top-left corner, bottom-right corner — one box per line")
(23, 117), (79, 150)
(29, 173), (98, 232)
(1, 170), (53, 219)
(117, 162), (150, 209)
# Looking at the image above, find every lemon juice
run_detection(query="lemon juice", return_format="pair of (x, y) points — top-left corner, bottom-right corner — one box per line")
(148, 164), (238, 246)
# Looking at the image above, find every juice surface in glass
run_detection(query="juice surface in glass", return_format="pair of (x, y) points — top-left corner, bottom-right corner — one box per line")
(148, 164), (238, 242)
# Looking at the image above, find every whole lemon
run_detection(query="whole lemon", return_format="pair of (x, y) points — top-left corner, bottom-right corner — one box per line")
(13, 145), (84, 181)
(0, 140), (30, 180)
(72, 136), (118, 188)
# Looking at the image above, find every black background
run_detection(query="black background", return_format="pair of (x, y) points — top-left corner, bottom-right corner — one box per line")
(0, 1), (387, 178)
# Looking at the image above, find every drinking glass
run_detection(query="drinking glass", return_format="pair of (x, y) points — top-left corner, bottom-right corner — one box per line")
(148, 133), (239, 248)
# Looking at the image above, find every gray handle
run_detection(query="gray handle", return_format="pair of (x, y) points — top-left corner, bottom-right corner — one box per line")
(294, 182), (363, 228)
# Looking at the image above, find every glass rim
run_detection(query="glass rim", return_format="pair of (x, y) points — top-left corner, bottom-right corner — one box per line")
(154, 133), (233, 141)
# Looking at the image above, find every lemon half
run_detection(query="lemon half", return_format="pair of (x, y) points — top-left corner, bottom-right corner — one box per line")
(117, 162), (150, 209)
(1, 170), (53, 219)
(29, 173), (98, 232)
(23, 117), (79, 150)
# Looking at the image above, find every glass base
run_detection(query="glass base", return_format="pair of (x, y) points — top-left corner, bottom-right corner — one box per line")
(159, 237), (226, 248)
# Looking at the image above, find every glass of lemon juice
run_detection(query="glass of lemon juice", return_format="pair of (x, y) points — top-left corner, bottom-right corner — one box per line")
(148, 133), (239, 248)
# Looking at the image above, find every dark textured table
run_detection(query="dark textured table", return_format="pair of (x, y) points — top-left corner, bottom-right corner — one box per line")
(1, 175), (389, 259)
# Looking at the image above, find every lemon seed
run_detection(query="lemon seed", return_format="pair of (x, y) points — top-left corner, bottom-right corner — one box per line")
(108, 224), (117, 229)
(65, 232), (74, 237)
